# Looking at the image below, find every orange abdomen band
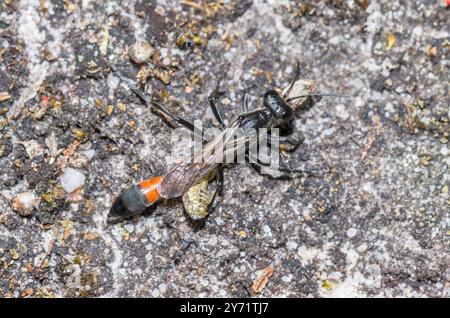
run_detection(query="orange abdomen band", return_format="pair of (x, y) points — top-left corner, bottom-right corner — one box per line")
(139, 176), (163, 205)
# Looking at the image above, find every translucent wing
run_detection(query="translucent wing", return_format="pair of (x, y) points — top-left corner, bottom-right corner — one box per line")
(157, 162), (216, 198)
(157, 118), (243, 198)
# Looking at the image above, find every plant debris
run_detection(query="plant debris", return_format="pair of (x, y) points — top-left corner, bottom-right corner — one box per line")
(252, 266), (274, 294)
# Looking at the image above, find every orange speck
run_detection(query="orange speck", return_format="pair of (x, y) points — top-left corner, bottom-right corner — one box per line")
(139, 176), (163, 205)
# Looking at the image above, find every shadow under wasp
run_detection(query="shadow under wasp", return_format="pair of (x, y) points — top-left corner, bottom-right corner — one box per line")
(108, 65), (344, 223)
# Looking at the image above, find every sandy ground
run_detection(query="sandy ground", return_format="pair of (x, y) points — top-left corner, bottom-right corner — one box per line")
(0, 0), (449, 297)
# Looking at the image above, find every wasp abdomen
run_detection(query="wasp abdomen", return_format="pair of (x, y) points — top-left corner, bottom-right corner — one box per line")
(108, 176), (162, 220)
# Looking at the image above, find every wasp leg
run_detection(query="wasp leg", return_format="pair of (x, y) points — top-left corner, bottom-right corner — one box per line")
(242, 91), (250, 113)
(176, 218), (206, 260)
(131, 87), (201, 134)
(209, 165), (224, 211)
(266, 132), (304, 153)
(216, 165), (224, 198)
(111, 68), (199, 133)
(209, 91), (250, 127)
(246, 152), (325, 179)
(208, 96), (226, 129)
(249, 163), (290, 180)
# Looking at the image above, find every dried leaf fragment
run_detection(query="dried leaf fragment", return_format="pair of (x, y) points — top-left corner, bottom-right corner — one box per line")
(118, 102), (126, 112)
(10, 249), (20, 260)
(57, 139), (80, 169)
(419, 154), (432, 166)
(0, 92), (11, 102)
(83, 232), (101, 241)
(99, 23), (110, 56)
(61, 219), (73, 242)
(386, 32), (396, 49)
(136, 65), (150, 83)
(322, 279), (336, 290)
(426, 45), (437, 57)
(238, 230), (247, 238)
(68, 187), (83, 202)
(71, 128), (86, 140)
(356, 0), (370, 10)
(106, 104), (114, 116)
(252, 266), (274, 294)
(22, 288), (34, 297)
(360, 135), (376, 161)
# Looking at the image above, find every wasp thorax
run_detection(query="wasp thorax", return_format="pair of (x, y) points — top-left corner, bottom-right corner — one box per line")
(263, 90), (294, 121)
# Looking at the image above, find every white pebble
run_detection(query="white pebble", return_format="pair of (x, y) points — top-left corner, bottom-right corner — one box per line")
(151, 289), (160, 297)
(287, 240), (298, 250)
(207, 235), (218, 246)
(80, 149), (96, 160)
(282, 275), (292, 283)
(107, 73), (120, 91)
(128, 41), (154, 64)
(357, 243), (368, 253)
(12, 192), (38, 216)
(263, 225), (272, 236)
(59, 167), (86, 193)
(214, 217), (224, 225)
(336, 104), (349, 120)
(158, 283), (167, 294)
(347, 227), (358, 238)
(412, 26), (423, 37)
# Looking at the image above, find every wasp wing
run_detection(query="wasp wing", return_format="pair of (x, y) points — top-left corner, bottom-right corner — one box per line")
(157, 162), (215, 198)
(157, 119), (243, 198)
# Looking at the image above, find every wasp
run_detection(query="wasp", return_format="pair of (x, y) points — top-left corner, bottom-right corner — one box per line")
(108, 66), (342, 222)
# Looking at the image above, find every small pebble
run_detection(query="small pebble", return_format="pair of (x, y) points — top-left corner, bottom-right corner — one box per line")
(158, 283), (167, 294)
(207, 235), (218, 246)
(184, 86), (193, 94)
(128, 41), (154, 64)
(262, 225), (272, 237)
(347, 227), (358, 238)
(282, 275), (292, 283)
(60, 167), (86, 193)
(336, 104), (349, 121)
(80, 149), (96, 160)
(151, 289), (160, 297)
(357, 243), (368, 253)
(12, 192), (38, 217)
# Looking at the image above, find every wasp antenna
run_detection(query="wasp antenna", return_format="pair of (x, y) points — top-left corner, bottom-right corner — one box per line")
(130, 86), (152, 104)
(109, 64), (136, 88)
(108, 66), (188, 113)
(283, 61), (302, 99)
(286, 92), (350, 102)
